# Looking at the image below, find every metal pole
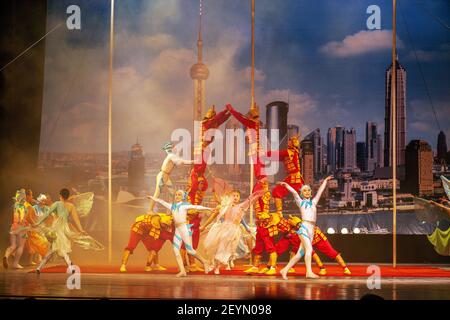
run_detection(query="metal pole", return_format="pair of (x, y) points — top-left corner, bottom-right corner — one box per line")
(108, 0), (115, 264)
(392, 0), (397, 268)
(249, 0), (255, 228)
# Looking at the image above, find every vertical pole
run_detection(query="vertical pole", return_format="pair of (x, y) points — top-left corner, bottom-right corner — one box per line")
(249, 0), (255, 228)
(392, 0), (397, 268)
(108, 0), (115, 264)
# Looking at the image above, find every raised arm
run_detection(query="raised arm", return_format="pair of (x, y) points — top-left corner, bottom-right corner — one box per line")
(226, 104), (254, 128)
(184, 204), (213, 211)
(278, 182), (302, 208)
(313, 176), (332, 205)
(238, 190), (266, 212)
(148, 196), (172, 210)
(170, 153), (194, 166)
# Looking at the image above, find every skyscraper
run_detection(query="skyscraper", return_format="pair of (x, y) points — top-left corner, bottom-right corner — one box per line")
(128, 141), (145, 196)
(376, 134), (384, 168)
(266, 101), (289, 181)
(343, 128), (356, 171)
(304, 128), (323, 178)
(225, 116), (243, 176)
(384, 57), (407, 167)
(190, 0), (209, 122)
(356, 141), (366, 172)
(403, 140), (433, 196)
(301, 139), (314, 185)
(437, 131), (448, 164)
(366, 122), (381, 171)
(327, 126), (344, 172)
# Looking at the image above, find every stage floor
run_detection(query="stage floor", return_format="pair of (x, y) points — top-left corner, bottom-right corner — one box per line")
(1, 264), (450, 300)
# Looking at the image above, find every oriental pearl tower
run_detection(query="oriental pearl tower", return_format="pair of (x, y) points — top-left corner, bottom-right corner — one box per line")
(190, 0), (209, 122)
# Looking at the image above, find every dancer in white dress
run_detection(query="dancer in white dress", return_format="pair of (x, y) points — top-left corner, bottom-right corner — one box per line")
(202, 190), (263, 274)
(34, 188), (103, 273)
(279, 175), (333, 279)
(149, 190), (214, 277)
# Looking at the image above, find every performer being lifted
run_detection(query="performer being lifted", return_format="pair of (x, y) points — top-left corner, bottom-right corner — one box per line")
(148, 142), (194, 213)
(267, 134), (304, 214)
(149, 190), (215, 277)
(279, 176), (333, 279)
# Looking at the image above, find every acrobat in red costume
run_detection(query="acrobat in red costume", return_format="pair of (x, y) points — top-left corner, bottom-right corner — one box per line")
(275, 217), (351, 275)
(184, 105), (230, 272)
(120, 213), (173, 272)
(309, 226), (351, 275)
(187, 105), (231, 204)
(267, 135), (304, 214)
(226, 103), (266, 190)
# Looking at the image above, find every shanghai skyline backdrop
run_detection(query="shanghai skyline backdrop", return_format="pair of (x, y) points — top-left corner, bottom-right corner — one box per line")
(38, 0), (449, 155)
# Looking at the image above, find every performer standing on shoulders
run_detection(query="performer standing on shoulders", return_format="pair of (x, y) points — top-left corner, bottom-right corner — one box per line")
(149, 190), (214, 277)
(148, 142), (194, 213)
(267, 135), (304, 214)
(279, 176), (333, 279)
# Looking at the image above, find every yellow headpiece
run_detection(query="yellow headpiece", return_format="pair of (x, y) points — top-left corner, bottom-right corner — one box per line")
(204, 105), (216, 120)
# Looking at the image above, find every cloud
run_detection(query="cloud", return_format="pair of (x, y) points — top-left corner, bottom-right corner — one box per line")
(319, 30), (403, 58)
(406, 44), (450, 62)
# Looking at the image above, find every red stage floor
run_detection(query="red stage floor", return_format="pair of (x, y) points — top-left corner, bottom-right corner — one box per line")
(35, 264), (450, 278)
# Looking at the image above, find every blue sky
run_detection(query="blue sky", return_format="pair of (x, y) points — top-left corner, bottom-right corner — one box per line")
(40, 0), (450, 153)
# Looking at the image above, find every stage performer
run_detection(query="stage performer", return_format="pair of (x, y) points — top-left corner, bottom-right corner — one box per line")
(279, 176), (333, 279)
(226, 103), (266, 189)
(148, 142), (194, 213)
(3, 189), (28, 269)
(182, 106), (230, 272)
(120, 213), (173, 272)
(202, 190), (264, 274)
(275, 214), (302, 273)
(149, 190), (214, 277)
(267, 134), (304, 214)
(25, 193), (50, 265)
(294, 225), (351, 275)
(244, 184), (279, 275)
(275, 215), (351, 275)
(33, 188), (104, 274)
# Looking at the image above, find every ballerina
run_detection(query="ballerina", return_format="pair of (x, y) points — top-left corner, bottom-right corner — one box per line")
(279, 175), (333, 279)
(149, 190), (215, 277)
(201, 190), (263, 274)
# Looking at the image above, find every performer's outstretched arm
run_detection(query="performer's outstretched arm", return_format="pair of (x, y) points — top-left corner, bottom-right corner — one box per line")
(278, 182), (302, 208)
(313, 176), (332, 205)
(184, 204), (213, 212)
(226, 104), (254, 128)
(239, 190), (266, 211)
(170, 153), (194, 166)
(148, 196), (172, 210)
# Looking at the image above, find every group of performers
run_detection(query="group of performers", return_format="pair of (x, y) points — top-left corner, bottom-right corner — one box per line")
(2, 103), (350, 279)
(2, 188), (103, 273)
(121, 104), (351, 279)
